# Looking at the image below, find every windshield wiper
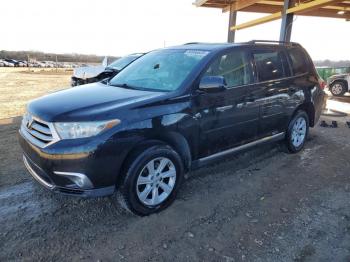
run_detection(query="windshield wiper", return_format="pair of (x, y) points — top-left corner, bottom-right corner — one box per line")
(110, 83), (142, 90)
(105, 67), (120, 72)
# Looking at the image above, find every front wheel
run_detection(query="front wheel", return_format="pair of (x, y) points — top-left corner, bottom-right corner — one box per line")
(117, 145), (184, 216)
(285, 111), (309, 153)
(330, 81), (347, 96)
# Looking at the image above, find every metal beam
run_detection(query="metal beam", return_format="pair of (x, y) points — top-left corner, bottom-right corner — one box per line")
(280, 0), (294, 42)
(227, 5), (237, 42)
(231, 0), (344, 30)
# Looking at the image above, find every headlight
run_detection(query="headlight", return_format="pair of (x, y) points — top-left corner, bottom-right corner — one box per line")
(54, 119), (120, 139)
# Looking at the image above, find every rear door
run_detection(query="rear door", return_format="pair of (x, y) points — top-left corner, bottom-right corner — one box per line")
(250, 47), (291, 137)
(195, 48), (260, 157)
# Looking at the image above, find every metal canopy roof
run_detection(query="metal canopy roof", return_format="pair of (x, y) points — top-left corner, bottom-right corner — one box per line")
(194, 0), (350, 30)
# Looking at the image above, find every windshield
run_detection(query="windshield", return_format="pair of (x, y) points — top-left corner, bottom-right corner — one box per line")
(107, 54), (142, 71)
(109, 49), (209, 92)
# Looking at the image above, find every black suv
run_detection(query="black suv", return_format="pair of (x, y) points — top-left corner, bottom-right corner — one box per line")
(19, 41), (326, 215)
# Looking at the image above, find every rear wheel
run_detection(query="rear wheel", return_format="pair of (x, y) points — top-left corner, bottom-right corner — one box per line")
(330, 81), (347, 96)
(285, 110), (309, 153)
(117, 145), (184, 216)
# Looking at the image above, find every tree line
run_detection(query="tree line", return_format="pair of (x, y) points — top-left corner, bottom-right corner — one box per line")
(0, 50), (119, 63)
(314, 60), (350, 68)
(1, 50), (349, 68)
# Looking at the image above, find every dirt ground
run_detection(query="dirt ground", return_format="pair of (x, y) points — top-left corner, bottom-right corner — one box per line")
(0, 68), (71, 119)
(1, 70), (350, 261)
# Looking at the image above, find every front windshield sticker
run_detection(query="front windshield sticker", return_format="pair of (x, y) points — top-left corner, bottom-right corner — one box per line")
(184, 50), (209, 59)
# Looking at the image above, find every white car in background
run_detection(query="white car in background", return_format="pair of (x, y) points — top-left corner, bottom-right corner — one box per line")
(71, 53), (143, 86)
(327, 73), (350, 96)
(1, 60), (14, 67)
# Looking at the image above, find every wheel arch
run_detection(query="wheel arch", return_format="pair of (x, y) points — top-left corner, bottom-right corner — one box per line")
(117, 132), (192, 186)
(292, 102), (315, 127)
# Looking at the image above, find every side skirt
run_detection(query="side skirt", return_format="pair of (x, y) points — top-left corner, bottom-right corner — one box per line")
(191, 132), (285, 169)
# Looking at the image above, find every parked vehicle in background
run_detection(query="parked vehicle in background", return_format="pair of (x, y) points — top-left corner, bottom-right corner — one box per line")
(19, 41), (325, 216)
(327, 73), (350, 96)
(4, 59), (19, 67)
(17, 61), (27, 67)
(71, 53), (143, 86)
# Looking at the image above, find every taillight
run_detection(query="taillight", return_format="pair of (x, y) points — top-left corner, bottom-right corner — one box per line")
(318, 79), (326, 90)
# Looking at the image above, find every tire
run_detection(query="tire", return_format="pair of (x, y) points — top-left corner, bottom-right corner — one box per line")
(117, 145), (184, 216)
(285, 110), (309, 153)
(330, 81), (347, 96)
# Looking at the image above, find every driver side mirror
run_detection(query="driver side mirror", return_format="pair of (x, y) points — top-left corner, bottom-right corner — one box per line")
(199, 76), (227, 93)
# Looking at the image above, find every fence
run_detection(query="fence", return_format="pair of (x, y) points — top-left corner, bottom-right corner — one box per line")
(316, 67), (350, 80)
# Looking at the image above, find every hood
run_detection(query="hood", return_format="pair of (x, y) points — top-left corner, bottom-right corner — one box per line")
(73, 65), (106, 79)
(28, 82), (164, 122)
(329, 73), (349, 79)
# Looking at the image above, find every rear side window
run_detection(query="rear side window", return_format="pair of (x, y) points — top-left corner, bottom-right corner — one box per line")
(288, 48), (309, 75)
(204, 50), (253, 88)
(253, 50), (287, 82)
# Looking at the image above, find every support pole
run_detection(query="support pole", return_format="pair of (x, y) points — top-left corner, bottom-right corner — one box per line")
(227, 4), (237, 43)
(279, 0), (294, 42)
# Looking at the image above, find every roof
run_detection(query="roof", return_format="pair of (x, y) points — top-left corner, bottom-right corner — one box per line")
(164, 42), (241, 51)
(194, 0), (350, 28)
(166, 40), (302, 51)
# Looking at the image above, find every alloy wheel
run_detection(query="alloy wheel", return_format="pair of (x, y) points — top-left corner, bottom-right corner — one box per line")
(136, 157), (176, 206)
(291, 117), (307, 148)
(332, 84), (343, 95)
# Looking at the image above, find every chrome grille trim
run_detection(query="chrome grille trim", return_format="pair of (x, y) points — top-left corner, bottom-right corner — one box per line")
(28, 129), (53, 142)
(30, 122), (51, 135)
(20, 113), (60, 148)
(23, 155), (55, 189)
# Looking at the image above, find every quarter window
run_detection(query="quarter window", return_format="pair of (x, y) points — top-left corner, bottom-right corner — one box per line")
(253, 50), (287, 82)
(288, 48), (309, 75)
(204, 50), (253, 88)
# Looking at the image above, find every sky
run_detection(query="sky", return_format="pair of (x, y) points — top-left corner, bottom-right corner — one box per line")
(0, 0), (349, 60)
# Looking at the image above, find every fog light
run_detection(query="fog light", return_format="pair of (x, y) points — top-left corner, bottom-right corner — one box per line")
(54, 171), (93, 189)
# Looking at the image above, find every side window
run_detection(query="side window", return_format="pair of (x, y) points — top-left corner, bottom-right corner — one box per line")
(253, 50), (287, 82)
(204, 50), (253, 88)
(288, 48), (309, 75)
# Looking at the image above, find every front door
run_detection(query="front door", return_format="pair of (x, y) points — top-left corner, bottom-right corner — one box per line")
(195, 49), (260, 158)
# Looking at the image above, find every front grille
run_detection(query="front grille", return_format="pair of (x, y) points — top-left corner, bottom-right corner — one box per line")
(20, 113), (60, 148)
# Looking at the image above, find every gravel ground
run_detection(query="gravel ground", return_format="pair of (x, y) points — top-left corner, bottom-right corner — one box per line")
(1, 109), (350, 261)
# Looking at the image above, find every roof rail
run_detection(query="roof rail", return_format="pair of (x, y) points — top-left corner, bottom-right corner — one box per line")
(247, 40), (300, 46)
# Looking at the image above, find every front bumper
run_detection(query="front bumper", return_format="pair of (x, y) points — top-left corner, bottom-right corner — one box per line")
(22, 154), (114, 197)
(18, 129), (130, 197)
